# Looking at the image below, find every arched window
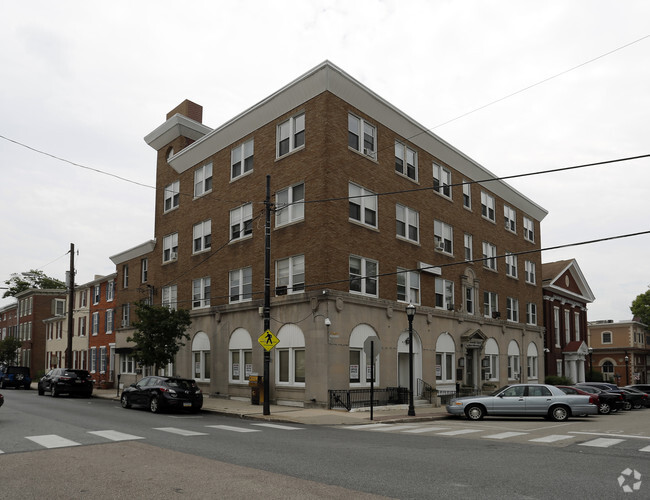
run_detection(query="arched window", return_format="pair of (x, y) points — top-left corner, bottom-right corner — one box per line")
(435, 333), (455, 383)
(601, 360), (614, 381)
(229, 328), (252, 383)
(349, 324), (379, 386)
(191, 332), (210, 382)
(507, 340), (520, 380)
(276, 324), (305, 386)
(484, 338), (499, 381)
(527, 343), (538, 380)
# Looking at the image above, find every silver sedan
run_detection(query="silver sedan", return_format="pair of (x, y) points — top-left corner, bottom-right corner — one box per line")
(446, 384), (598, 422)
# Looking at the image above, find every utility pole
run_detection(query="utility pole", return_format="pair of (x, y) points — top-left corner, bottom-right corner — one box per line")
(66, 243), (75, 368)
(263, 175), (271, 416)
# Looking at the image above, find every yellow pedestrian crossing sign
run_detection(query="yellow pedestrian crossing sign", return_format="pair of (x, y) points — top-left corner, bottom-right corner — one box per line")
(258, 330), (280, 351)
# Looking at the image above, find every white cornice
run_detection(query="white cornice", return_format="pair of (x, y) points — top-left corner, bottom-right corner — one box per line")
(144, 114), (212, 151)
(110, 240), (156, 265)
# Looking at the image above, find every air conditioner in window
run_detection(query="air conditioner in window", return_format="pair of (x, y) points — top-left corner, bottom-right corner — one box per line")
(275, 285), (287, 296)
(437, 241), (445, 251)
(364, 148), (376, 159)
(170, 251), (178, 260)
(484, 372), (491, 380)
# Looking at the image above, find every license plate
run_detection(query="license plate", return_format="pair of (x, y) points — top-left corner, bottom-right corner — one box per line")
(75, 380), (82, 383)
(183, 402), (192, 407)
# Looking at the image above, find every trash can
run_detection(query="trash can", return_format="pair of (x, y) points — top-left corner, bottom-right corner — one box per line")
(249, 375), (264, 405)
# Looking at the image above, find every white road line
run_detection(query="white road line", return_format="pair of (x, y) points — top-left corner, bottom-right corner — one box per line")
(529, 435), (575, 443)
(0, 450), (4, 454)
(206, 425), (260, 433)
(154, 427), (209, 436)
(402, 426), (451, 433)
(639, 445), (650, 453)
(341, 423), (393, 430)
(570, 431), (650, 440)
(436, 429), (482, 436)
(251, 423), (303, 430)
(579, 438), (625, 448)
(26, 435), (80, 449)
(366, 424), (420, 432)
(483, 432), (529, 440)
(88, 430), (145, 441)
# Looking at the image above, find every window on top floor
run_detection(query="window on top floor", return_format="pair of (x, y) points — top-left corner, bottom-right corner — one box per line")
(462, 181), (471, 209)
(349, 183), (377, 228)
(141, 258), (148, 283)
(504, 205), (516, 233)
(194, 163), (213, 197)
(601, 331), (612, 344)
(481, 192), (495, 222)
(231, 139), (254, 180)
(395, 141), (417, 180)
(164, 181), (180, 212)
(107, 280), (115, 301)
(433, 163), (452, 198)
(348, 113), (376, 159)
(523, 216), (535, 242)
(277, 113), (305, 157)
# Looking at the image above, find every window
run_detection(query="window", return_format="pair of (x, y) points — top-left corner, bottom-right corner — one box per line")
(349, 183), (377, 228)
(433, 163), (452, 198)
(554, 307), (561, 347)
(523, 216), (535, 242)
(54, 298), (66, 316)
(276, 255), (305, 295)
(192, 332), (211, 382)
(482, 242), (497, 270)
(396, 204), (419, 243)
(192, 277), (211, 309)
(230, 203), (253, 241)
(348, 113), (376, 158)
(193, 220), (212, 253)
(349, 256), (378, 296)
(435, 278), (454, 310)
(106, 309), (114, 333)
(435, 333), (455, 383)
(163, 181), (180, 212)
(162, 285), (177, 310)
(395, 141), (417, 180)
(397, 268), (420, 304)
(349, 325), (380, 386)
(506, 297), (519, 322)
(276, 183), (305, 226)
(276, 325), (305, 386)
(121, 304), (129, 328)
(465, 286), (475, 314)
(574, 312), (581, 341)
(504, 205), (516, 232)
(434, 220), (453, 253)
(107, 280), (115, 301)
(505, 252), (518, 278)
(602, 331), (612, 344)
(100, 346), (107, 373)
(564, 309), (570, 344)
(507, 341), (520, 380)
(484, 291), (498, 318)
(78, 316), (87, 337)
(121, 354), (136, 374)
(141, 258), (148, 283)
(229, 267), (252, 303)
(464, 234), (473, 261)
(462, 182), (471, 209)
(602, 360), (614, 380)
(526, 303), (537, 325)
(163, 233), (178, 263)
(123, 264), (129, 288)
(231, 139), (254, 179)
(194, 163), (213, 197)
(80, 289), (87, 308)
(90, 347), (97, 373)
(229, 329), (252, 383)
(484, 339), (499, 381)
(481, 191), (495, 222)
(524, 261), (536, 284)
(277, 113), (305, 157)
(92, 312), (99, 335)
(93, 285), (101, 304)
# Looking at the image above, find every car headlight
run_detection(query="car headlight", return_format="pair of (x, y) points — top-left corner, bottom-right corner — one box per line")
(451, 401), (464, 406)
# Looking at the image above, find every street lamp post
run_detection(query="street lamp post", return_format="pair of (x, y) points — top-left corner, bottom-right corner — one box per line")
(406, 303), (416, 417)
(625, 354), (629, 386)
(588, 347), (593, 382)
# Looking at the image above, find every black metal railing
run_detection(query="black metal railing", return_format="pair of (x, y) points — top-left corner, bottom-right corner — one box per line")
(417, 378), (435, 403)
(328, 387), (409, 410)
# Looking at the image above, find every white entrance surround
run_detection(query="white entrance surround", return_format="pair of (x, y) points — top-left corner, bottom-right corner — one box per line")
(397, 330), (422, 391)
(563, 340), (588, 383)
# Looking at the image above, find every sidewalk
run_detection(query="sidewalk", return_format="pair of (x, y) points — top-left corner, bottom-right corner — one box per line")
(92, 388), (450, 426)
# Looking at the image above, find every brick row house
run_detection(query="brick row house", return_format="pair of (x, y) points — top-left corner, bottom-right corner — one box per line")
(87, 273), (118, 387)
(108, 61), (549, 407)
(541, 259), (595, 383)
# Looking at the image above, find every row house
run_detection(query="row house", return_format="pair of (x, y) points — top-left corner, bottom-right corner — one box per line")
(541, 259), (595, 383)
(111, 61), (549, 407)
(588, 319), (649, 385)
(1, 303), (18, 342)
(87, 273), (118, 387)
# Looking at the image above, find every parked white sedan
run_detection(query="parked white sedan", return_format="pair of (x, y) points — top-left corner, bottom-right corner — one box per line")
(446, 384), (598, 422)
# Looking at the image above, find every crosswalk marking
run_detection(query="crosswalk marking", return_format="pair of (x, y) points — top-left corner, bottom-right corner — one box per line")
(154, 427), (209, 437)
(639, 445), (650, 453)
(26, 435), (80, 449)
(483, 432), (529, 440)
(364, 424), (419, 432)
(251, 423), (303, 430)
(529, 435), (575, 443)
(88, 430), (145, 441)
(579, 438), (625, 448)
(403, 426), (451, 433)
(206, 425), (260, 433)
(436, 429), (482, 436)
(341, 423), (392, 430)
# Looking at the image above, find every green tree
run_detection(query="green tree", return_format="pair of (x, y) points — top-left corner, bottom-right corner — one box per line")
(0, 337), (23, 365)
(630, 287), (650, 326)
(127, 302), (192, 371)
(2, 269), (66, 298)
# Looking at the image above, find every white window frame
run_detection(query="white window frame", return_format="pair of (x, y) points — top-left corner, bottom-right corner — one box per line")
(554, 307), (561, 347)
(524, 260), (536, 284)
(93, 285), (101, 304)
(276, 182), (305, 227)
(193, 220), (212, 254)
(230, 203), (253, 241)
(523, 216), (535, 242)
(123, 264), (129, 288)
(229, 267), (253, 303)
(276, 255), (305, 295)
(434, 220), (453, 254)
(505, 252), (518, 278)
(277, 112), (305, 158)
(275, 325), (306, 387)
(194, 163), (213, 197)
(349, 256), (378, 297)
(435, 278), (454, 310)
(397, 268), (420, 305)
(464, 233), (473, 261)
(163, 180), (180, 212)
(162, 285), (177, 310)
(121, 354), (136, 374)
(231, 138), (254, 180)
(526, 303), (537, 325)
(348, 113), (376, 158)
(602, 331), (612, 344)
(506, 297), (519, 323)
(106, 309), (114, 334)
(482, 241), (497, 271)
(504, 205), (516, 233)
(107, 280), (115, 301)
(574, 312), (581, 341)
(396, 204), (419, 243)
(564, 309), (571, 344)
(92, 312), (99, 335)
(462, 181), (471, 209)
(484, 291), (498, 318)
(481, 191), (495, 222)
(349, 183), (377, 228)
(163, 233), (178, 262)
(395, 141), (417, 181)
(433, 163), (452, 198)
(192, 332), (211, 382)
(192, 277), (211, 309)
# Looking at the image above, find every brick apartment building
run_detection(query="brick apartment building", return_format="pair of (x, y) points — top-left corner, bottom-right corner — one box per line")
(1, 303), (18, 341)
(110, 61), (548, 406)
(541, 259), (595, 383)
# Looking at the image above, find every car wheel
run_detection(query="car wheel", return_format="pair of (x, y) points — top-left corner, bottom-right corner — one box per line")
(549, 405), (570, 422)
(120, 394), (131, 409)
(598, 402), (611, 415)
(633, 402), (642, 409)
(150, 396), (160, 413)
(465, 404), (485, 421)
(623, 401), (632, 411)
(51, 386), (58, 398)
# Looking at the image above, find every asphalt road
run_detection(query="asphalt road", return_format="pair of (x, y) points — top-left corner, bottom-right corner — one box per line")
(1, 390), (648, 499)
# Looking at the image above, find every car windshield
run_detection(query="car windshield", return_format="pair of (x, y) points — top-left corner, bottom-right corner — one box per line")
(490, 385), (510, 396)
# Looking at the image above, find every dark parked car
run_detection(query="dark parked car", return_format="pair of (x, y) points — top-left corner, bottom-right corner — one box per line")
(620, 388), (649, 409)
(0, 393), (4, 408)
(0, 365), (32, 389)
(572, 384), (625, 414)
(626, 384), (650, 395)
(120, 376), (203, 413)
(38, 369), (93, 397)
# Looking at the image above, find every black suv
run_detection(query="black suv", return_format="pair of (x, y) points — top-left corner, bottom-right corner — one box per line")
(0, 365), (32, 389)
(38, 369), (93, 397)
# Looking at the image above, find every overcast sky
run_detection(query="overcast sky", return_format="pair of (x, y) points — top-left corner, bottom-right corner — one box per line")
(1, 1), (648, 321)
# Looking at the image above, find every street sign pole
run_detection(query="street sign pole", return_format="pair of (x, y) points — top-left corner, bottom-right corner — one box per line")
(370, 340), (374, 421)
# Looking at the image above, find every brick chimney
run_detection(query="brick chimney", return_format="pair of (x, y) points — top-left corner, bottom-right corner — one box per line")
(166, 100), (203, 123)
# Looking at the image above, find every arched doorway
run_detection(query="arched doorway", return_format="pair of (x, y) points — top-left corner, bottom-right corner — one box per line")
(397, 330), (422, 392)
